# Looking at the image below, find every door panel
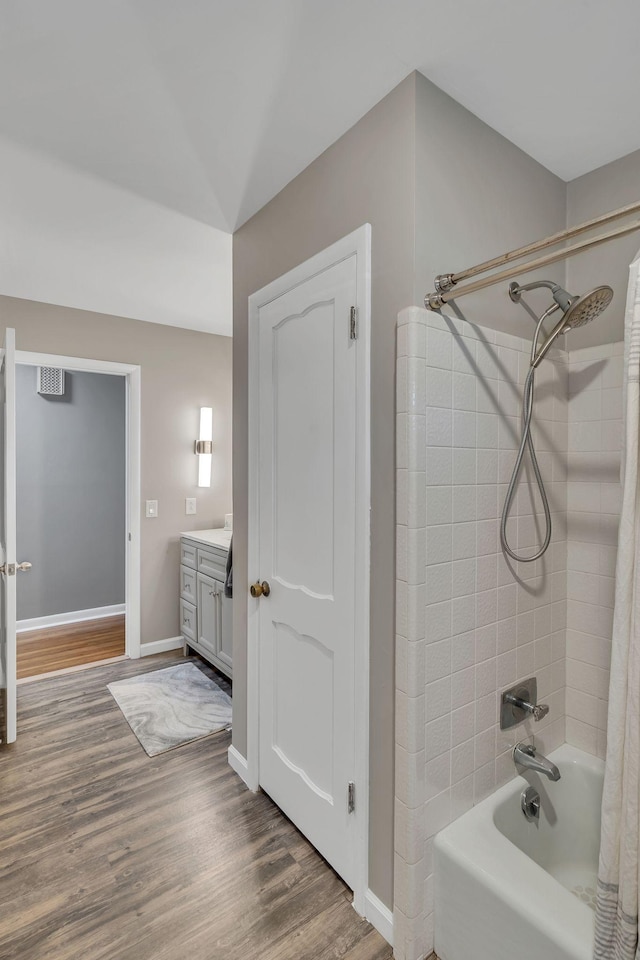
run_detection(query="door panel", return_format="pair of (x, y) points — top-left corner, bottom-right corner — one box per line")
(257, 255), (358, 888)
(0, 329), (17, 744)
(272, 302), (335, 596)
(272, 621), (334, 798)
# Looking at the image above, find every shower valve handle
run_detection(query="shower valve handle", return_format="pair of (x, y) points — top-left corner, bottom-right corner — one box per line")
(504, 693), (549, 722)
(530, 702), (549, 721)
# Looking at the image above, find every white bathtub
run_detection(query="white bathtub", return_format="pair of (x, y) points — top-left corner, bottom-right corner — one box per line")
(434, 744), (604, 960)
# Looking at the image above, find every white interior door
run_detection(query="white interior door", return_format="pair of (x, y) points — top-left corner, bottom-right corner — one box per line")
(255, 252), (361, 889)
(0, 328), (17, 744)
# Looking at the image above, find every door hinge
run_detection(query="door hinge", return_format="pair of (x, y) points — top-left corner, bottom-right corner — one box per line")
(349, 306), (358, 340)
(348, 781), (355, 814)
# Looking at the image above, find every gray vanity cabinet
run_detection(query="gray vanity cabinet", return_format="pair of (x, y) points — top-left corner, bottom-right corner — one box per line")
(180, 532), (232, 679)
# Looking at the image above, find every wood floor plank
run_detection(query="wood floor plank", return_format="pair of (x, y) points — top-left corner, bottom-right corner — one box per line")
(0, 653), (392, 960)
(17, 616), (126, 678)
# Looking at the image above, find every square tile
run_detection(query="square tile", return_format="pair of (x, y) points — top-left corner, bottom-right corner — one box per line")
(451, 558), (475, 598)
(427, 408), (453, 446)
(451, 665), (475, 706)
(453, 372), (476, 412)
(451, 702), (475, 747)
(453, 448), (477, 484)
(451, 737), (474, 784)
(452, 522), (476, 560)
(426, 448), (452, 486)
(426, 676), (452, 722)
(427, 486), (452, 526)
(426, 368), (453, 409)
(426, 638), (451, 682)
(427, 327), (453, 370)
(451, 631), (475, 673)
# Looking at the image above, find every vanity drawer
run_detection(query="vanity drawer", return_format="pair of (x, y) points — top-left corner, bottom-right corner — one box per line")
(180, 565), (197, 603)
(180, 540), (197, 569)
(180, 598), (196, 641)
(198, 547), (226, 581)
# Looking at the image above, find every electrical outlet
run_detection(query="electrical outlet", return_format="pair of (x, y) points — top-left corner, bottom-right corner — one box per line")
(185, 498), (197, 515)
(145, 500), (159, 518)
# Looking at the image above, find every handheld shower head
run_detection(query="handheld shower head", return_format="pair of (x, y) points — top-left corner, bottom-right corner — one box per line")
(560, 285), (613, 330)
(501, 278), (613, 565)
(508, 279), (614, 368)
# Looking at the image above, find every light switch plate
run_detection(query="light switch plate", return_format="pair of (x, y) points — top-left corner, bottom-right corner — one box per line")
(185, 498), (197, 515)
(145, 500), (159, 518)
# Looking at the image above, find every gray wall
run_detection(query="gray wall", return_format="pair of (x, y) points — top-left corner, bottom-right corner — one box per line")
(231, 66), (577, 912)
(17, 366), (126, 620)
(567, 147), (640, 348)
(1, 295), (232, 646)
(414, 72), (567, 335)
(233, 74), (417, 909)
(232, 71), (569, 910)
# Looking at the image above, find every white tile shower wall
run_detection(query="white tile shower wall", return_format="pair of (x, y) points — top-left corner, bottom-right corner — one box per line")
(395, 306), (568, 960)
(565, 342), (623, 759)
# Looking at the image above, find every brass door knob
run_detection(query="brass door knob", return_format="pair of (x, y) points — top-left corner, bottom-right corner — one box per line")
(250, 580), (271, 598)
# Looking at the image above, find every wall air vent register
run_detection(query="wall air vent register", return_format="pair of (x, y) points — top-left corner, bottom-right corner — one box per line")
(37, 367), (65, 396)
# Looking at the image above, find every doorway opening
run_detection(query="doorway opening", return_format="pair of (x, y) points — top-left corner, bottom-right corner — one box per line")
(15, 351), (141, 681)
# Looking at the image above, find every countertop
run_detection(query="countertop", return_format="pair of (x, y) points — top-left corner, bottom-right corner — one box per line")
(181, 528), (232, 550)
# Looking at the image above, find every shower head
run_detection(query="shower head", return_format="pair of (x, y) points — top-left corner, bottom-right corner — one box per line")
(559, 285), (613, 331)
(508, 279), (614, 368)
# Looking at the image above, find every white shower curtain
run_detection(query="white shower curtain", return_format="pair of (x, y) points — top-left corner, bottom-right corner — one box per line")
(595, 252), (640, 960)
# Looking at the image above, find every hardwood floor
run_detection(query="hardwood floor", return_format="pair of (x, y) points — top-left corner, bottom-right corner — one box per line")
(17, 615), (126, 679)
(0, 653), (392, 960)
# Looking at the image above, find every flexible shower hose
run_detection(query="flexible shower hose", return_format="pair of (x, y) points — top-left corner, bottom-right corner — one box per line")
(499, 306), (557, 563)
(499, 365), (552, 562)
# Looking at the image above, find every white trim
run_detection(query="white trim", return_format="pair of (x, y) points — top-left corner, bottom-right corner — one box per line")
(364, 889), (394, 947)
(246, 224), (372, 911)
(16, 351), (142, 660)
(126, 367), (142, 659)
(15, 352), (139, 377)
(17, 604), (125, 633)
(227, 745), (251, 786)
(140, 637), (183, 657)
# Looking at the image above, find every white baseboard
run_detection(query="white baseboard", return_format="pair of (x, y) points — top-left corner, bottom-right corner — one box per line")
(228, 745), (251, 786)
(140, 637), (183, 657)
(364, 889), (394, 947)
(17, 603), (125, 633)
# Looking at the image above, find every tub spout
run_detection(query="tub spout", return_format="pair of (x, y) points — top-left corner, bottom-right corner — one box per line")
(513, 742), (561, 781)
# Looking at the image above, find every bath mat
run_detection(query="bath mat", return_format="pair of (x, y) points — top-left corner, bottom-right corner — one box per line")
(108, 661), (232, 756)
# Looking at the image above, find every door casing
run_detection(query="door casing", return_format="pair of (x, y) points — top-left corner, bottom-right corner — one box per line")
(15, 351), (142, 660)
(244, 224), (371, 914)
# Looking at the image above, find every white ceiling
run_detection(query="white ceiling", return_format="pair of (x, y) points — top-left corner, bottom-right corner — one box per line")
(3, 0), (640, 237)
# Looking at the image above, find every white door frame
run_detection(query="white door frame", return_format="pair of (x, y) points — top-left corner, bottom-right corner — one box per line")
(245, 224), (371, 914)
(15, 351), (142, 659)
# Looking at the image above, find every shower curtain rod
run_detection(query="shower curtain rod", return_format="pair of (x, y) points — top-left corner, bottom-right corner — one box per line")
(425, 199), (640, 311)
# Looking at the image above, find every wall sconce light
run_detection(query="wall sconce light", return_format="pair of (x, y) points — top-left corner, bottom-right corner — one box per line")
(195, 407), (213, 487)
